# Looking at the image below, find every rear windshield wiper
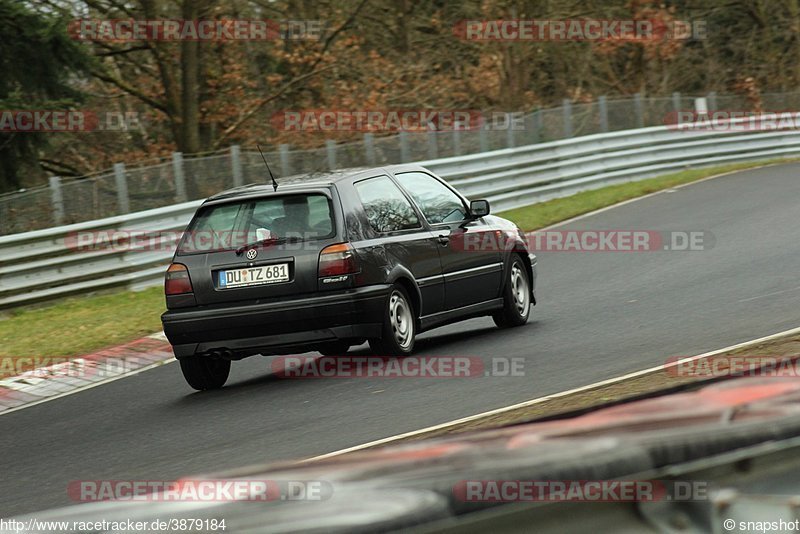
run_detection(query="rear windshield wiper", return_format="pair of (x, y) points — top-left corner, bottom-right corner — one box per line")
(235, 237), (279, 255)
(235, 236), (301, 255)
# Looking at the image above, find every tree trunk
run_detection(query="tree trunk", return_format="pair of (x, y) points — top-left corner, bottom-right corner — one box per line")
(180, 0), (201, 155)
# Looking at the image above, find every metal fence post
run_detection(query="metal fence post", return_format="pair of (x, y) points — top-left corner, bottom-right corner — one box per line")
(672, 91), (682, 111)
(172, 152), (187, 202)
(530, 109), (541, 144)
(694, 97), (708, 116)
(506, 112), (516, 148)
(562, 99), (573, 138)
(478, 125), (489, 152)
(399, 131), (410, 162)
(326, 139), (337, 170)
(707, 91), (717, 112)
(113, 163), (130, 214)
(427, 130), (439, 159)
(598, 95), (609, 132)
(49, 176), (64, 226)
(279, 144), (291, 177)
(230, 145), (243, 187)
(634, 93), (645, 128)
(364, 133), (376, 165)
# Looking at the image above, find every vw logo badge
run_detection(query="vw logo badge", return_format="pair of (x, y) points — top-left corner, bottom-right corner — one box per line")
(246, 249), (258, 260)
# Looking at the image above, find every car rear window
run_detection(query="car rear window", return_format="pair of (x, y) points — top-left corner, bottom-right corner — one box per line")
(177, 193), (334, 254)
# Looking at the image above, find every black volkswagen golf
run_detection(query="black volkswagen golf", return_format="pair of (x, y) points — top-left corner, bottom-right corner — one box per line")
(161, 165), (537, 390)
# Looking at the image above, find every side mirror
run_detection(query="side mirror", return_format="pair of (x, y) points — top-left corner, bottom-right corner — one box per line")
(469, 199), (490, 218)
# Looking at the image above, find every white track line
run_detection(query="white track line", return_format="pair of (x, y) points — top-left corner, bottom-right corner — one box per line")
(304, 325), (800, 462)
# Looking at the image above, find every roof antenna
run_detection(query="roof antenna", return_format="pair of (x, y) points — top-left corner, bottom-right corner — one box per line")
(257, 144), (278, 191)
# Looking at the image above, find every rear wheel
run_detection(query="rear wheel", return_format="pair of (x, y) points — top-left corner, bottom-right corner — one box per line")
(493, 255), (531, 328)
(369, 285), (416, 356)
(179, 356), (231, 390)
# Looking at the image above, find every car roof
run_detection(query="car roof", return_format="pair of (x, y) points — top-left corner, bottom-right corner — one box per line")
(204, 164), (431, 203)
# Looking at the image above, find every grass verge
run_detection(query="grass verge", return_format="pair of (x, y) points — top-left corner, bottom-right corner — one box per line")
(0, 159), (792, 366)
(0, 287), (164, 367)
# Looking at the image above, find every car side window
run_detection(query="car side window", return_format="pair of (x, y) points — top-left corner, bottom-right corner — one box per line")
(395, 172), (467, 224)
(307, 195), (333, 234)
(354, 176), (421, 233)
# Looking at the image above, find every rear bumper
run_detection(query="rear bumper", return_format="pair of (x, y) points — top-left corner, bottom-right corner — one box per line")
(161, 285), (389, 358)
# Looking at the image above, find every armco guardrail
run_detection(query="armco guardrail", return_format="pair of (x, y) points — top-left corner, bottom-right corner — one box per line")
(0, 200), (202, 308)
(10, 89), (800, 236)
(423, 124), (800, 211)
(1, 123), (799, 309)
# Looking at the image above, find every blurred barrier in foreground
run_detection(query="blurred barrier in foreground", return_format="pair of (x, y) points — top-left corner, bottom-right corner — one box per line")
(1, 117), (799, 308)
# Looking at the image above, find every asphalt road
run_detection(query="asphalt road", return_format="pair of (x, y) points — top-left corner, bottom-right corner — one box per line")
(2, 164), (800, 516)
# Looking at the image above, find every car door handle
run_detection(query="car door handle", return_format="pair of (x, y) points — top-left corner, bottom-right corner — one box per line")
(437, 235), (449, 246)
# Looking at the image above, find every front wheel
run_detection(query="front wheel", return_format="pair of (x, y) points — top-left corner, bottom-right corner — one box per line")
(369, 285), (416, 356)
(179, 356), (231, 390)
(493, 256), (531, 328)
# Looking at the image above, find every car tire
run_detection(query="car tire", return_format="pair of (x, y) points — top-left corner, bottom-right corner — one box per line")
(179, 356), (231, 390)
(318, 341), (351, 356)
(369, 285), (416, 356)
(493, 255), (531, 328)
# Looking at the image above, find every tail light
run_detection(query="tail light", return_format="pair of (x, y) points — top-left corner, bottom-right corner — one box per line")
(318, 243), (359, 277)
(165, 263), (193, 295)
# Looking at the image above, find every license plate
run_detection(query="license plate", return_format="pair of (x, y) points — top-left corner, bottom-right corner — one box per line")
(218, 263), (290, 289)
